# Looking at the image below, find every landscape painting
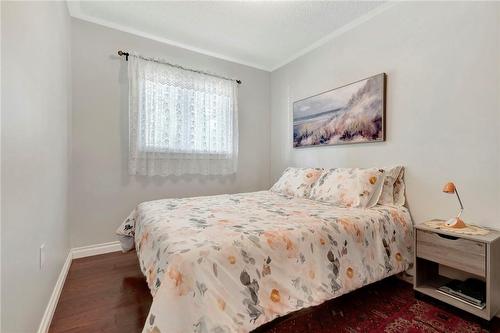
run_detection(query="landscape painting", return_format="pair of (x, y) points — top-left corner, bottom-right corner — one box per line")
(293, 73), (386, 148)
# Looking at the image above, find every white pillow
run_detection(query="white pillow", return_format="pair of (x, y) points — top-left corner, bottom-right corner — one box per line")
(270, 167), (324, 198)
(377, 166), (405, 206)
(309, 168), (385, 208)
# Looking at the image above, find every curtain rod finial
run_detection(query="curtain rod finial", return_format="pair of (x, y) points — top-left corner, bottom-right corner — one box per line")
(118, 50), (129, 61)
(236, 80), (242, 85)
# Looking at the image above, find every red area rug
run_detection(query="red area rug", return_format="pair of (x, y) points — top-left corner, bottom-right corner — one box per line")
(257, 277), (500, 333)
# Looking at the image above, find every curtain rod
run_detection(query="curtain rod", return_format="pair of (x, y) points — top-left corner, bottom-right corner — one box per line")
(117, 51), (242, 85)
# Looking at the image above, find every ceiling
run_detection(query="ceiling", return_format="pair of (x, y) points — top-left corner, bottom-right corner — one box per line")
(68, 1), (390, 71)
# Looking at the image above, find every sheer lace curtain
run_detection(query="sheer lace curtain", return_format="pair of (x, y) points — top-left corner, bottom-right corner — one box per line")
(128, 55), (238, 176)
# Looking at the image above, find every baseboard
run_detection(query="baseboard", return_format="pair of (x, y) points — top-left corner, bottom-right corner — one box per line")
(37, 241), (122, 332)
(395, 266), (414, 284)
(37, 242), (500, 332)
(71, 241), (122, 259)
(37, 252), (72, 333)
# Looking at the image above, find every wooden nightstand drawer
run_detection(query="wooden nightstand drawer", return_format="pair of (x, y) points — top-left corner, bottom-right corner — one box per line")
(416, 230), (486, 277)
(414, 223), (500, 320)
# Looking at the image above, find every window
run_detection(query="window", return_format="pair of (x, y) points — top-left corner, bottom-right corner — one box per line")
(128, 56), (238, 176)
(140, 80), (233, 155)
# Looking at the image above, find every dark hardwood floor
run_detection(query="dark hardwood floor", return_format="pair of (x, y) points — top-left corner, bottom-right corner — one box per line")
(49, 251), (151, 333)
(50, 251), (500, 333)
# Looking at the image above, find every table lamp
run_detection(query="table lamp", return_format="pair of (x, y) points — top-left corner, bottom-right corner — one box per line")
(442, 182), (466, 228)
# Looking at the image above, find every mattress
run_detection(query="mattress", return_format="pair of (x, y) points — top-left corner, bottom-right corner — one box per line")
(116, 190), (413, 333)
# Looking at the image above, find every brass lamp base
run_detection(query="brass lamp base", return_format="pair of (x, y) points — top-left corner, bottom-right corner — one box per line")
(445, 217), (466, 229)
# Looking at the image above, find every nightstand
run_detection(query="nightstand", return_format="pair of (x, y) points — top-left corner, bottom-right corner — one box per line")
(414, 222), (500, 320)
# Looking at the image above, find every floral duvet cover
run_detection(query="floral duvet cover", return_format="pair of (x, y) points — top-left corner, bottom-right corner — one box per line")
(116, 191), (413, 333)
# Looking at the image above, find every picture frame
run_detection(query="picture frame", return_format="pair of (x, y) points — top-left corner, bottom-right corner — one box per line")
(293, 73), (386, 148)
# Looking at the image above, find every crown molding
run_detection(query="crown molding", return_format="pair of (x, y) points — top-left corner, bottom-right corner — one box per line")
(66, 1), (271, 71)
(67, 1), (398, 73)
(270, 2), (398, 71)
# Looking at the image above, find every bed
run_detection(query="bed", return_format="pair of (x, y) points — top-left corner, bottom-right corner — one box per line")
(116, 183), (413, 333)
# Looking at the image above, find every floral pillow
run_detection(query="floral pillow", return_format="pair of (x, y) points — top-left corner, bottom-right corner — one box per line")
(309, 168), (385, 208)
(270, 167), (324, 198)
(377, 166), (405, 206)
(393, 169), (406, 206)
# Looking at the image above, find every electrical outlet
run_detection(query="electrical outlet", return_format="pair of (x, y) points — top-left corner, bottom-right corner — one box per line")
(40, 243), (46, 269)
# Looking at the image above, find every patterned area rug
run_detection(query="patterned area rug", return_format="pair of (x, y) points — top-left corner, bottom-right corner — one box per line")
(256, 277), (499, 333)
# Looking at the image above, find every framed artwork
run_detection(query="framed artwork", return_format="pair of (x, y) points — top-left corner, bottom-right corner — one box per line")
(293, 73), (386, 148)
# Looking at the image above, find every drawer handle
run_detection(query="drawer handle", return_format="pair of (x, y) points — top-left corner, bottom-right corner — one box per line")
(437, 233), (459, 241)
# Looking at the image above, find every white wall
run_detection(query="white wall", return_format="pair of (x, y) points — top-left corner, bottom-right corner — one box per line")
(0, 1), (497, 331)
(1, 2), (72, 332)
(70, 19), (270, 247)
(270, 2), (500, 228)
